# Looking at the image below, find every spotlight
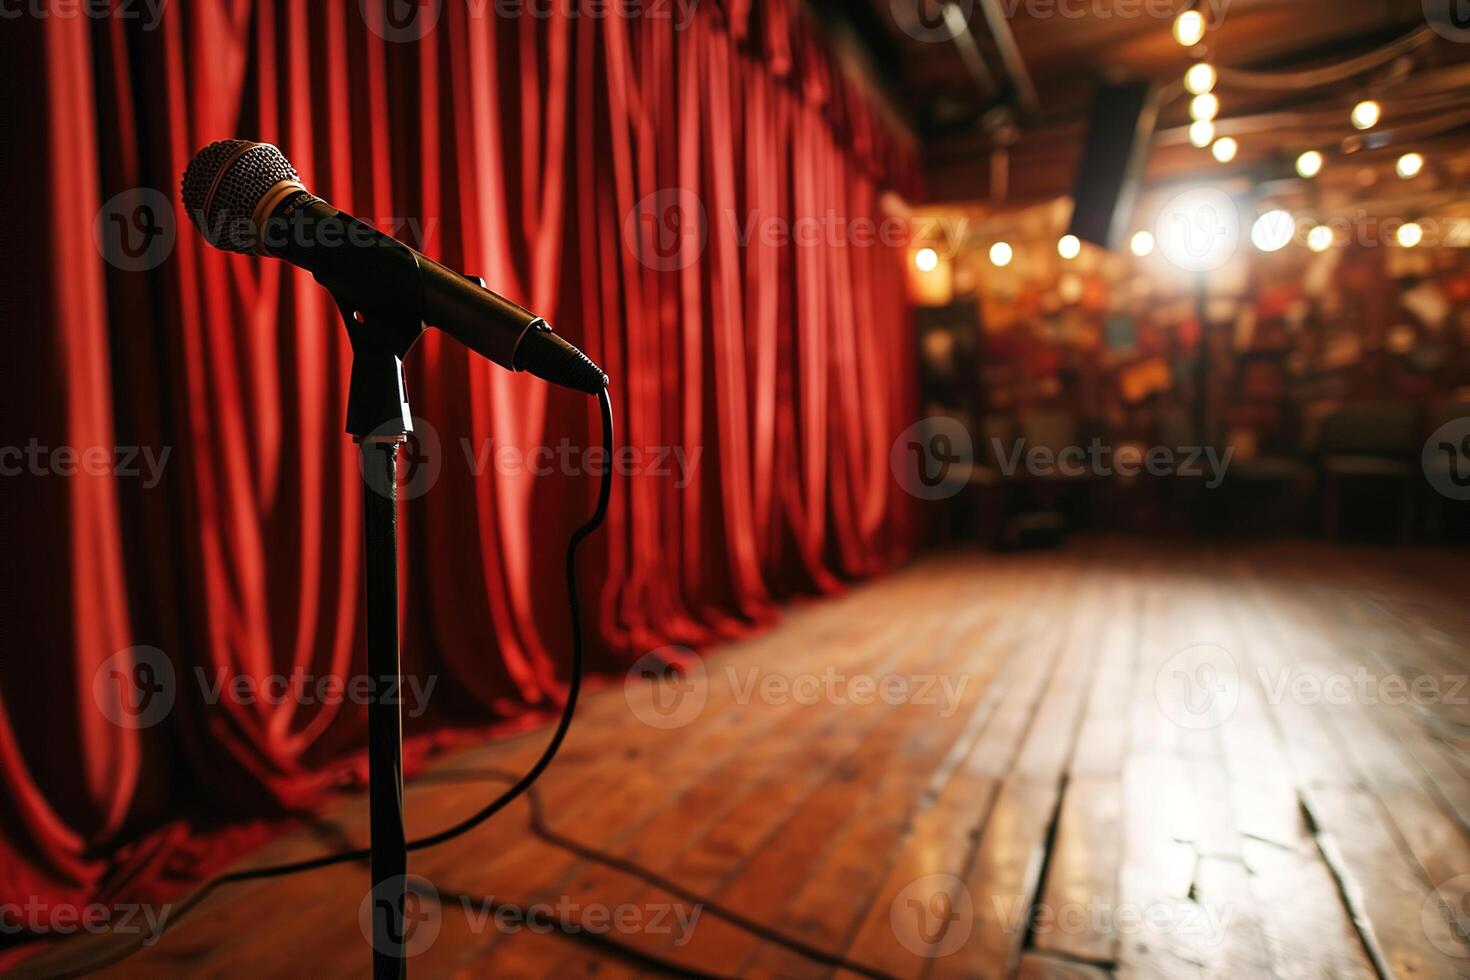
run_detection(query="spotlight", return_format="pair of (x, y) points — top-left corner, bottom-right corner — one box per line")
(1185, 62), (1217, 95)
(1251, 210), (1295, 252)
(1174, 9), (1206, 46)
(1190, 93), (1220, 122)
(1130, 230), (1155, 257)
(1397, 221), (1423, 248)
(915, 247), (939, 272)
(1307, 225), (1334, 252)
(1351, 100), (1381, 131)
(1189, 121), (1216, 148)
(1058, 235), (1081, 260)
(1295, 150), (1323, 179)
(990, 242), (1014, 267)
(1212, 137), (1238, 163)
(1396, 152), (1424, 179)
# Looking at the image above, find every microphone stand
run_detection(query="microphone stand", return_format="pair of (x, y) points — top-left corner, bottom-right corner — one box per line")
(328, 249), (424, 980)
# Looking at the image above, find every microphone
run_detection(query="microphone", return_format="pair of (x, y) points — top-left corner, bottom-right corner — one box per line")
(180, 140), (607, 394)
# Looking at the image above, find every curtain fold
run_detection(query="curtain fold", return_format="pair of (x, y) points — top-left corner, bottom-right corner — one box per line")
(0, 0), (919, 953)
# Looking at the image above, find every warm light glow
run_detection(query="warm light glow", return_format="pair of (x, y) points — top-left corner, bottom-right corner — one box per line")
(915, 247), (939, 272)
(1190, 93), (1220, 122)
(1174, 9), (1206, 46)
(1396, 152), (1424, 179)
(1212, 137), (1238, 163)
(1397, 221), (1423, 248)
(989, 242), (1014, 267)
(1307, 225), (1334, 252)
(1189, 121), (1216, 148)
(1058, 234), (1081, 260)
(1130, 230), (1155, 257)
(1185, 62), (1217, 95)
(1296, 150), (1323, 179)
(1251, 210), (1295, 252)
(1351, 100), (1381, 130)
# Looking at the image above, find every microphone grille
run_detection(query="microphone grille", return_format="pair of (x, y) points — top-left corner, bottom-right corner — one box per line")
(181, 140), (301, 253)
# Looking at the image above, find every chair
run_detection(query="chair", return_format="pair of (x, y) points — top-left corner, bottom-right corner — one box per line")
(1316, 401), (1420, 540)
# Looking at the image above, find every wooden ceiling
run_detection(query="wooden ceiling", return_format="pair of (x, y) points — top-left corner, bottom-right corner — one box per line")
(834, 0), (1470, 204)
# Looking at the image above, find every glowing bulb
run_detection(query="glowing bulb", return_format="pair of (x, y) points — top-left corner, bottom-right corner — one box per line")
(1397, 222), (1423, 248)
(1396, 152), (1424, 179)
(1307, 225), (1334, 252)
(1251, 210), (1295, 252)
(1185, 62), (1217, 95)
(989, 242), (1014, 267)
(1058, 235), (1081, 260)
(1212, 137), (1238, 163)
(1174, 9), (1206, 46)
(1296, 150), (1323, 179)
(1189, 120), (1216, 148)
(1351, 100), (1381, 130)
(1130, 230), (1155, 257)
(1190, 92), (1220, 122)
(915, 247), (939, 272)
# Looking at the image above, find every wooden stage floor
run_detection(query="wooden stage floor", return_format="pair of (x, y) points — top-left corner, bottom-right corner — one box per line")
(35, 539), (1470, 978)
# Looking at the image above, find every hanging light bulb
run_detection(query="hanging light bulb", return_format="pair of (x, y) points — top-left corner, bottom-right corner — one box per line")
(915, 247), (939, 272)
(1396, 152), (1424, 179)
(1058, 235), (1081, 260)
(1351, 100), (1381, 130)
(1307, 225), (1334, 252)
(1212, 137), (1238, 163)
(990, 242), (1014, 267)
(1397, 222), (1423, 248)
(1296, 150), (1323, 179)
(1189, 120), (1216, 148)
(1190, 92), (1220, 122)
(1130, 230), (1155, 257)
(1174, 9), (1206, 46)
(1185, 62), (1217, 95)
(1251, 210), (1295, 253)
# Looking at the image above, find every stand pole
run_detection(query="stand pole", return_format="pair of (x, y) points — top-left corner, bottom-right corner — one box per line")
(361, 436), (407, 980)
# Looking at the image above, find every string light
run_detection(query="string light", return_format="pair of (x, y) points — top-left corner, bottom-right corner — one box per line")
(990, 242), (1014, 267)
(1251, 210), (1295, 252)
(1212, 137), (1238, 163)
(1190, 93), (1220, 122)
(1174, 9), (1206, 46)
(914, 248), (939, 272)
(1130, 230), (1155, 257)
(1189, 121), (1216, 147)
(1396, 152), (1424, 179)
(1307, 225), (1334, 252)
(1296, 150), (1323, 178)
(1397, 221), (1423, 248)
(1058, 235), (1081, 260)
(1351, 100), (1381, 130)
(1185, 62), (1217, 95)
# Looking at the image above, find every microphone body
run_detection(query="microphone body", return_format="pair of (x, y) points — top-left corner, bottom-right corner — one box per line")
(182, 141), (606, 394)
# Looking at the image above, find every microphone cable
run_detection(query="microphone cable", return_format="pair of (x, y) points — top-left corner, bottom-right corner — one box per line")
(41, 386), (895, 980)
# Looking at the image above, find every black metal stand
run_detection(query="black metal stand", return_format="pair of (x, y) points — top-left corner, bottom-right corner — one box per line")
(336, 289), (419, 980)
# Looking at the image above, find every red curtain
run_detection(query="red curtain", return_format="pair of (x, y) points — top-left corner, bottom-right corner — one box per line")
(0, 0), (919, 952)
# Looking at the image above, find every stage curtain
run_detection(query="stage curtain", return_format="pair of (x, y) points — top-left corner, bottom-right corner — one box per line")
(0, 0), (919, 951)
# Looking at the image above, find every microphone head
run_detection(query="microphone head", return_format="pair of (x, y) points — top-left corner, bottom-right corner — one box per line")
(181, 140), (304, 254)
